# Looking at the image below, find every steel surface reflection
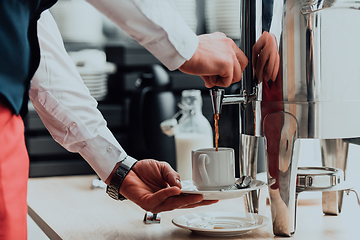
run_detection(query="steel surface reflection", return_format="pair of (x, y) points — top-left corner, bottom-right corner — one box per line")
(211, 0), (360, 236)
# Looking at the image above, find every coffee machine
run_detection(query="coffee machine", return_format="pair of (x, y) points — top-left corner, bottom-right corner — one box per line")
(211, 0), (360, 236)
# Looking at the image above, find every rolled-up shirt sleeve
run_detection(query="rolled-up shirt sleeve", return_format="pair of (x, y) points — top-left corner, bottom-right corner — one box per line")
(29, 11), (126, 181)
(86, 0), (199, 70)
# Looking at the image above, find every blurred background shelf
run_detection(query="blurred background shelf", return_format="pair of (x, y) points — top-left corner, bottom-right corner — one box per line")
(26, 0), (243, 178)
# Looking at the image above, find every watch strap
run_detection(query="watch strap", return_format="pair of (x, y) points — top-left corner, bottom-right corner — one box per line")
(106, 156), (137, 200)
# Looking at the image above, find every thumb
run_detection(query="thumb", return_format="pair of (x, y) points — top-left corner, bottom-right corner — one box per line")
(159, 162), (182, 189)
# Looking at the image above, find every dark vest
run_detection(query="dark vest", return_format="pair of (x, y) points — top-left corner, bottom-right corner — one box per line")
(0, 0), (57, 116)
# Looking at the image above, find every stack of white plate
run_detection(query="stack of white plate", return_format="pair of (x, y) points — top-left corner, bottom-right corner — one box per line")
(69, 50), (116, 101)
(205, 0), (241, 39)
(77, 70), (109, 101)
(173, 0), (198, 33)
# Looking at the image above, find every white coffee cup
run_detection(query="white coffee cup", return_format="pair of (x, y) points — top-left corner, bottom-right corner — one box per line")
(192, 147), (235, 190)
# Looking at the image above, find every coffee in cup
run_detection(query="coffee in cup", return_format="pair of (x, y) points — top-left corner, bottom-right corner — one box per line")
(192, 147), (235, 190)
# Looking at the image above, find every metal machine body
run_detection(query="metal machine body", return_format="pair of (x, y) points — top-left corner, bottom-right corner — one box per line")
(211, 0), (360, 236)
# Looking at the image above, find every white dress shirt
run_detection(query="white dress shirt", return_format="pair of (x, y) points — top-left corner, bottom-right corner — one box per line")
(30, 1), (199, 181)
(87, 0), (199, 70)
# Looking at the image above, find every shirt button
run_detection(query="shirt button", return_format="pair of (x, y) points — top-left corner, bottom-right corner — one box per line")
(107, 146), (113, 153)
(71, 122), (77, 128)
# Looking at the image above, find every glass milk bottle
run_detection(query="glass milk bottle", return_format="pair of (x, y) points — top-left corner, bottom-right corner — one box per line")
(174, 90), (213, 180)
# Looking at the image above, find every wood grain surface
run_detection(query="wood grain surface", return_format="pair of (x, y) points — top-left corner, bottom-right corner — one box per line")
(27, 173), (360, 240)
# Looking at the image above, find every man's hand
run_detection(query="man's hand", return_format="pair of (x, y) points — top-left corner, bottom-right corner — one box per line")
(179, 32), (248, 88)
(119, 159), (218, 213)
(252, 31), (280, 82)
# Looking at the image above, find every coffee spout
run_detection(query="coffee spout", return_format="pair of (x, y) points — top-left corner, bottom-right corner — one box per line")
(209, 88), (256, 115)
(210, 89), (225, 114)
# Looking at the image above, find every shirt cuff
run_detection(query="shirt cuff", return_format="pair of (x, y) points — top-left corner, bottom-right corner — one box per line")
(145, 33), (198, 71)
(78, 133), (129, 181)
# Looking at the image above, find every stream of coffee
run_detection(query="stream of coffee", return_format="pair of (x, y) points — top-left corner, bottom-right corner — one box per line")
(214, 113), (219, 151)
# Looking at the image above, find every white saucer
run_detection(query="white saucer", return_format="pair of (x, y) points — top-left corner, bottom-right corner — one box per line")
(181, 179), (266, 200)
(172, 211), (269, 237)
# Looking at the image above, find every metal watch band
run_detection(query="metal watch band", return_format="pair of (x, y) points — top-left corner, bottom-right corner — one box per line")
(106, 156), (137, 200)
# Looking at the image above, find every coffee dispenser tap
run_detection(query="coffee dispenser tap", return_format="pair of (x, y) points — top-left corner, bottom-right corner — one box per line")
(209, 88), (257, 115)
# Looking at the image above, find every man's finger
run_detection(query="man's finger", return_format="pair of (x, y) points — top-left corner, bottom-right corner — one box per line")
(256, 46), (271, 82)
(271, 54), (280, 81)
(233, 57), (242, 84)
(201, 76), (213, 88)
(252, 34), (267, 68)
(143, 186), (182, 211)
(179, 200), (219, 209)
(233, 45), (248, 72)
(159, 162), (181, 188)
(217, 66), (233, 88)
(150, 194), (205, 213)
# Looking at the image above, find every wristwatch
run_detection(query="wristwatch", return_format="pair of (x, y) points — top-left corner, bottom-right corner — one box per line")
(106, 156), (137, 200)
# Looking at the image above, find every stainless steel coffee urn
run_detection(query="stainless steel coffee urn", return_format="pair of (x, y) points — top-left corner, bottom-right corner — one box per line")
(210, 0), (360, 236)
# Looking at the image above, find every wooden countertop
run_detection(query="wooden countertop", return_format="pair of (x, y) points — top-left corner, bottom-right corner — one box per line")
(28, 175), (360, 240)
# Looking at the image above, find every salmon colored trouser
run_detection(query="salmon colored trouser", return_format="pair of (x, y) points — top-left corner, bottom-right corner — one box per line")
(0, 103), (29, 240)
